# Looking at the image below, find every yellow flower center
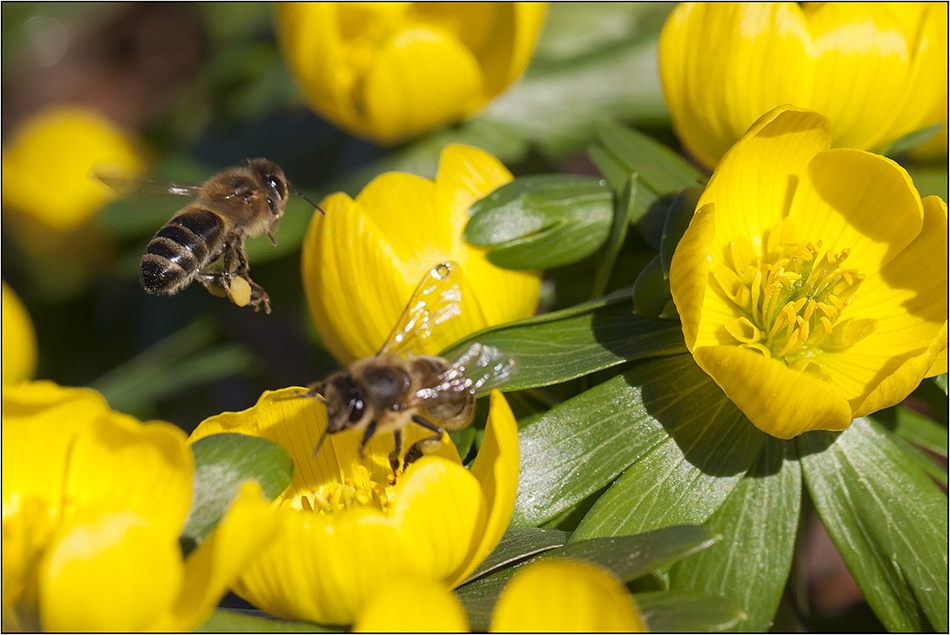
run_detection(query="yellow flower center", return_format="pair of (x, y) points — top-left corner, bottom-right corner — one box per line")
(2, 496), (55, 631)
(714, 227), (876, 377)
(286, 465), (396, 516)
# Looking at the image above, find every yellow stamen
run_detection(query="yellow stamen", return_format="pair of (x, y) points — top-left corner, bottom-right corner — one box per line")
(715, 222), (876, 371)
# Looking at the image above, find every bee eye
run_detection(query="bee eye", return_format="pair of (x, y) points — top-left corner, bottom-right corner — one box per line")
(265, 175), (285, 200)
(348, 397), (365, 423)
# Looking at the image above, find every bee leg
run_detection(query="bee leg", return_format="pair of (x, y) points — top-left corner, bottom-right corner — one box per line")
(246, 280), (272, 314)
(358, 420), (378, 461)
(388, 430), (403, 481)
(404, 415), (445, 467)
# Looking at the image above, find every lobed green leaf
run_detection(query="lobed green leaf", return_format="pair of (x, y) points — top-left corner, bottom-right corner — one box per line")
(464, 174), (614, 269)
(799, 418), (949, 632)
(572, 355), (765, 540)
(179, 433), (294, 557)
(443, 293), (687, 393)
(634, 590), (748, 632)
(669, 437), (802, 632)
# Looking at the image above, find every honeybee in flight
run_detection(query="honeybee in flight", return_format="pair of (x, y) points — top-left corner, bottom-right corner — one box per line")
(302, 261), (518, 475)
(102, 158), (321, 313)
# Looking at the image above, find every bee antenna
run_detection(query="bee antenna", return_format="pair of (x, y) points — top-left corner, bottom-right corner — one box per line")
(288, 184), (326, 215)
(313, 426), (330, 458)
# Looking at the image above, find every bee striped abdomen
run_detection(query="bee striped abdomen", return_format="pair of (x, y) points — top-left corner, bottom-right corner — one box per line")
(140, 208), (225, 294)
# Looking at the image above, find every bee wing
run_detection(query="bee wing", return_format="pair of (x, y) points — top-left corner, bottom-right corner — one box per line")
(377, 261), (462, 358)
(414, 343), (518, 403)
(92, 170), (202, 198)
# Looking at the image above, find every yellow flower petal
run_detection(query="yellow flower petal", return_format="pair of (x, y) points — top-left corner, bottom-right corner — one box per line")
(39, 508), (184, 632)
(275, 2), (547, 143)
(1, 283), (37, 384)
(450, 390), (519, 586)
(152, 481), (278, 631)
(659, 2), (949, 168)
(2, 382), (112, 515)
(659, 2), (814, 168)
(695, 346), (852, 438)
(670, 105), (947, 437)
(303, 144), (540, 366)
(701, 107), (831, 252)
(788, 149), (923, 274)
(353, 576), (469, 632)
(362, 26), (484, 142)
(189, 384), (519, 626)
(1, 105), (143, 230)
(395, 458), (486, 582)
(63, 413), (192, 537)
(490, 559), (648, 632)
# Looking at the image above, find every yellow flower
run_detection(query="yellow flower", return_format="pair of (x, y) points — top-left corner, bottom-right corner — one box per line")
(352, 559), (648, 632)
(275, 3), (548, 143)
(659, 2), (949, 169)
(2, 381), (276, 632)
(302, 144), (541, 366)
(188, 387), (520, 626)
(669, 106), (948, 439)
(2, 105), (144, 232)
(1, 283), (37, 384)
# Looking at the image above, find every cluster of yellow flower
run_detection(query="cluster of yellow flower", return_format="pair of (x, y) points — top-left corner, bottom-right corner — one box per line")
(2, 1), (947, 632)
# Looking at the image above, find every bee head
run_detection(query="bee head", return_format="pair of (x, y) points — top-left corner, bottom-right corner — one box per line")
(247, 158), (287, 218)
(323, 374), (367, 433)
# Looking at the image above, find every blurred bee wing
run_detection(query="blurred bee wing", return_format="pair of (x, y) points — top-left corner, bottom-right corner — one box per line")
(418, 342), (518, 401)
(92, 169), (202, 198)
(377, 261), (463, 358)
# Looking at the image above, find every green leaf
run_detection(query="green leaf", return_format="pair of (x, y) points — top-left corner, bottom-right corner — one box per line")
(572, 354), (765, 540)
(798, 418), (949, 632)
(881, 123), (945, 158)
(905, 163), (949, 202)
(196, 608), (339, 632)
(481, 4), (673, 159)
(632, 253), (672, 318)
(443, 293), (686, 392)
(180, 433), (294, 557)
(464, 174), (614, 269)
(456, 526), (718, 631)
(511, 370), (668, 527)
(591, 174), (636, 298)
(890, 404), (949, 457)
(463, 526), (571, 584)
(659, 185), (703, 277)
(595, 121), (704, 223)
(670, 437), (802, 632)
(634, 590), (748, 632)
(935, 373), (948, 395)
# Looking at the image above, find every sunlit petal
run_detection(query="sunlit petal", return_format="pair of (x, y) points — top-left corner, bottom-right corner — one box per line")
(490, 559), (647, 632)
(353, 576), (469, 632)
(39, 508), (184, 632)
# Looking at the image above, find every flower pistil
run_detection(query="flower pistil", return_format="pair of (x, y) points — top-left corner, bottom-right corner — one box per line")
(284, 465), (396, 516)
(716, 221), (875, 377)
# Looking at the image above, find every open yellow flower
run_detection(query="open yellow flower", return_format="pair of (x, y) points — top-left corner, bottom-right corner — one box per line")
(188, 387), (519, 626)
(276, 3), (547, 143)
(659, 2), (949, 169)
(1, 283), (37, 384)
(670, 106), (948, 439)
(303, 144), (541, 366)
(2, 381), (276, 632)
